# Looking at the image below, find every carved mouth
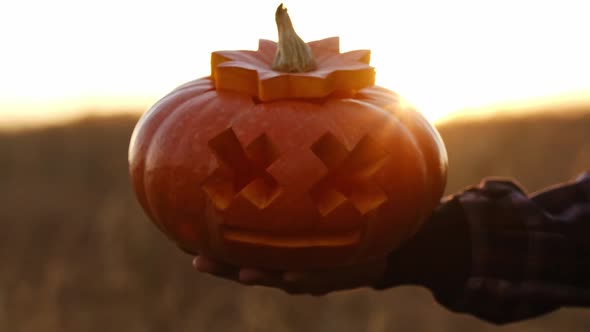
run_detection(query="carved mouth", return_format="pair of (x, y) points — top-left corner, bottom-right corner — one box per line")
(220, 225), (362, 248)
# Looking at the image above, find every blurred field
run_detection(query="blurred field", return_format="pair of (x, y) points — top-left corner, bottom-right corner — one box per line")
(0, 108), (589, 331)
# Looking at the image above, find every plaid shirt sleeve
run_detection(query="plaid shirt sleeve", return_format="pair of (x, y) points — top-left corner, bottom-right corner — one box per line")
(378, 171), (590, 324)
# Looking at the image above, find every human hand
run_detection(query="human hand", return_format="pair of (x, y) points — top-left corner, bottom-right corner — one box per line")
(192, 254), (388, 296)
(191, 198), (471, 296)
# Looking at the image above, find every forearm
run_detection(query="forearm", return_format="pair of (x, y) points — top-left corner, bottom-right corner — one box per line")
(377, 171), (590, 324)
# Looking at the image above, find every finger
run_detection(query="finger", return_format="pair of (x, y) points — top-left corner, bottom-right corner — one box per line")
(192, 255), (215, 273)
(280, 258), (388, 295)
(238, 268), (278, 285)
(283, 271), (305, 283)
(238, 268), (268, 284)
(281, 271), (325, 295)
(193, 255), (238, 278)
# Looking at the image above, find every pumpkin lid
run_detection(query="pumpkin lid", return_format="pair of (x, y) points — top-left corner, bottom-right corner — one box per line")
(210, 4), (375, 102)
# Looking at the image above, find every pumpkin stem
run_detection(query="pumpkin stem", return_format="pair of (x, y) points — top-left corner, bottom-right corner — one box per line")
(272, 3), (317, 73)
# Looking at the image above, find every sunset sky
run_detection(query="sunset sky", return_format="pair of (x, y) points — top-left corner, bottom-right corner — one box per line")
(1, 0), (589, 128)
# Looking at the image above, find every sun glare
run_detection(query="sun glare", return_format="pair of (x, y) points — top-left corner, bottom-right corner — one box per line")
(1, 0), (589, 128)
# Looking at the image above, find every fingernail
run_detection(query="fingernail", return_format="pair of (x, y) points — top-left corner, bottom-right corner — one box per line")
(193, 256), (212, 273)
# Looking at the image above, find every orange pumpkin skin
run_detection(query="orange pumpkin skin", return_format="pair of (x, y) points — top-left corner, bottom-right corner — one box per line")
(128, 39), (447, 270)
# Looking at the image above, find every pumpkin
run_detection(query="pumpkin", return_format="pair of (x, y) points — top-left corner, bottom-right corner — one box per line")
(128, 4), (447, 270)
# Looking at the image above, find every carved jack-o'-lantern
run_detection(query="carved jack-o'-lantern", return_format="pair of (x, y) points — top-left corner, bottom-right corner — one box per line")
(128, 4), (447, 269)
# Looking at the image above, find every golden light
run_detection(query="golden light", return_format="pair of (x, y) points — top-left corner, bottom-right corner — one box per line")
(1, 0), (589, 129)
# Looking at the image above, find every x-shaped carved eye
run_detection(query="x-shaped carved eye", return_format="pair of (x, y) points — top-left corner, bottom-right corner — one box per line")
(310, 132), (390, 216)
(202, 128), (282, 210)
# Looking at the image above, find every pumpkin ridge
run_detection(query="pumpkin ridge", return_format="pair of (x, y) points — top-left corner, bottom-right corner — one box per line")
(142, 90), (221, 236)
(130, 80), (215, 231)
